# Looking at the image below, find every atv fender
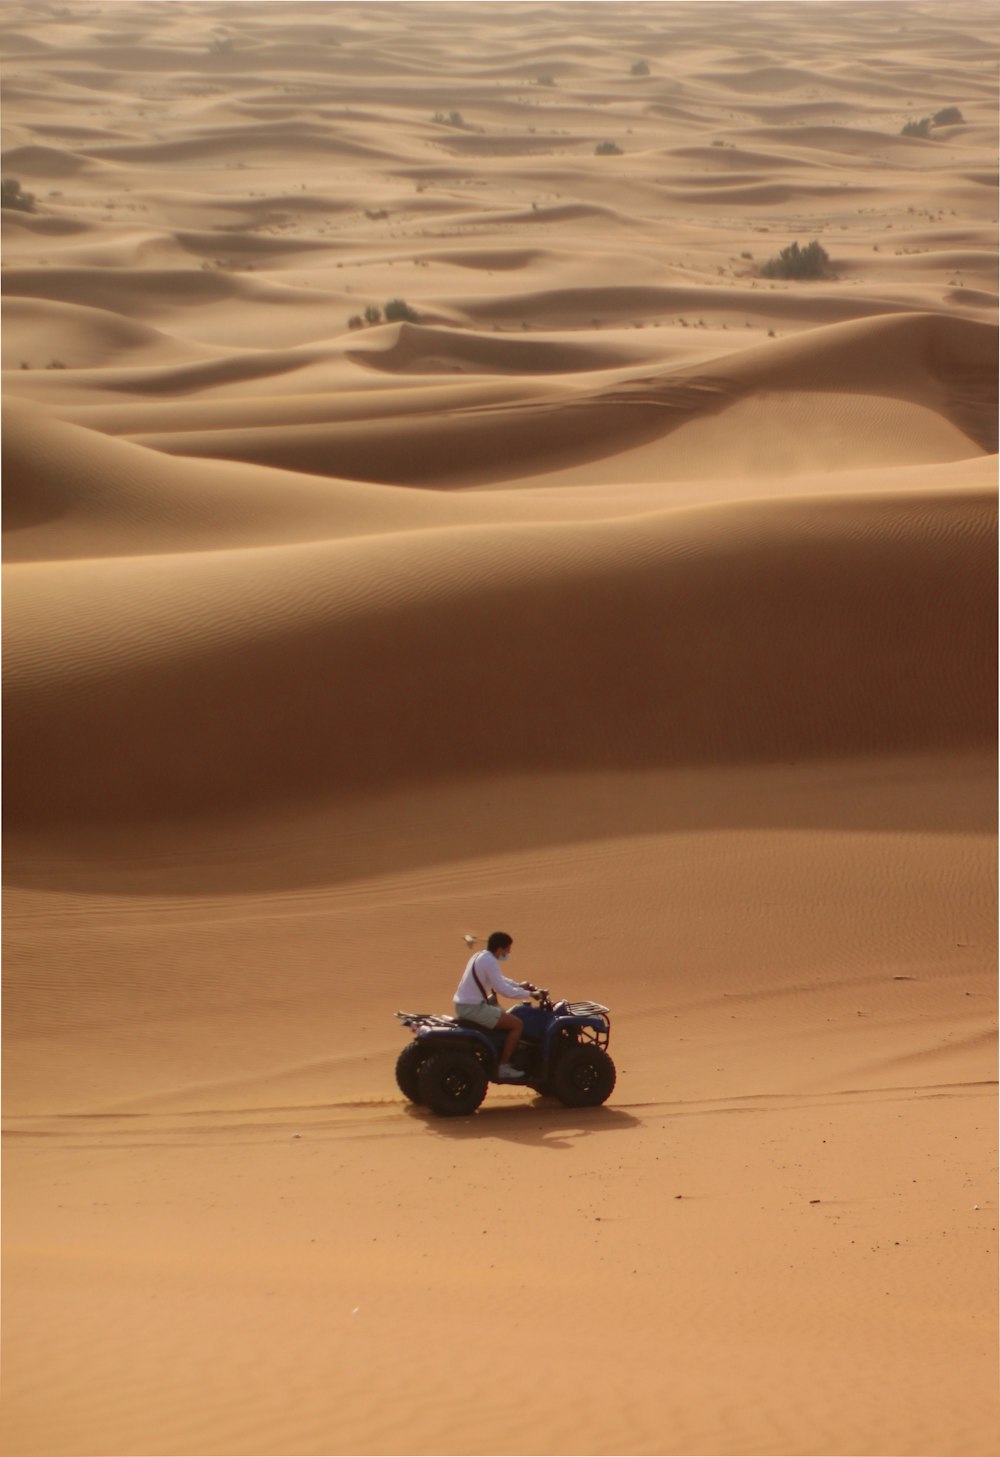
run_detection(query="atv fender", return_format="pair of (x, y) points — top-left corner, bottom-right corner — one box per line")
(414, 1027), (499, 1070)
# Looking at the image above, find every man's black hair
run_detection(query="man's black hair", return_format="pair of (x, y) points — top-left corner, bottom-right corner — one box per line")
(487, 931), (513, 954)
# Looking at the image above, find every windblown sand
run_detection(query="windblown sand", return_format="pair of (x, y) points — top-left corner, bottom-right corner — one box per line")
(2, 3), (997, 1455)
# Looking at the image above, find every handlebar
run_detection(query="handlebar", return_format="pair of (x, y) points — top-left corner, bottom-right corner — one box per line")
(521, 984), (553, 1009)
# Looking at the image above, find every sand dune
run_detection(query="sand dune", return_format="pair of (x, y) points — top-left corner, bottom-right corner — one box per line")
(1, 209), (90, 236)
(346, 319), (650, 374)
(81, 124), (404, 166)
(3, 264), (327, 319)
(0, 141), (92, 176)
(2, 5), (997, 1457)
(116, 312), (993, 485)
(1, 403), (377, 553)
(5, 478), (994, 829)
(127, 384), (986, 485)
(1, 296), (226, 371)
(453, 282), (922, 328)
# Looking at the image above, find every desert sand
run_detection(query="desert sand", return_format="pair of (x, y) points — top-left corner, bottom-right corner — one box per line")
(1, 2), (997, 1455)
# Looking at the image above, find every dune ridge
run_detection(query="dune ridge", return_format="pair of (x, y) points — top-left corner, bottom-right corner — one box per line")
(109, 312), (993, 486)
(2, 5), (997, 1457)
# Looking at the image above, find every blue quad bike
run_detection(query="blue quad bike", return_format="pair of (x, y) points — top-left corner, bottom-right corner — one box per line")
(394, 986), (616, 1116)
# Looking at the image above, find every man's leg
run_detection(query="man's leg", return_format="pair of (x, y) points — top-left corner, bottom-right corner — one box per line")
(496, 1011), (523, 1068)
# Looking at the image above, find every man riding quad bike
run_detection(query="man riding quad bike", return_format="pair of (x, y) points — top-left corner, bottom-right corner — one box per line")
(394, 987), (616, 1117)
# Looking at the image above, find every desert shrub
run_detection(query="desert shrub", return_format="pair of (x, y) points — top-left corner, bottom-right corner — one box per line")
(759, 239), (830, 280)
(1, 177), (35, 212)
(432, 110), (466, 127)
(901, 116), (933, 138)
(630, 60), (650, 76)
(932, 106), (964, 126)
(348, 315), (364, 330)
(536, 74), (556, 87)
(595, 140), (623, 155)
(363, 303), (382, 324)
(384, 298), (420, 323)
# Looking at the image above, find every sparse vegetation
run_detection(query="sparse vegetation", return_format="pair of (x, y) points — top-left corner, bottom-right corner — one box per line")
(348, 298), (421, 331)
(899, 107), (962, 138)
(901, 116), (934, 138)
(2, 177), (35, 212)
(433, 110), (468, 129)
(384, 298), (420, 323)
(630, 60), (650, 76)
(536, 75), (556, 87)
(759, 239), (831, 280)
(595, 140), (623, 155)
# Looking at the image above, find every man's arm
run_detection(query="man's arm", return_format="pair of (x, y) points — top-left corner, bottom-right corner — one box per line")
(483, 956), (534, 1001)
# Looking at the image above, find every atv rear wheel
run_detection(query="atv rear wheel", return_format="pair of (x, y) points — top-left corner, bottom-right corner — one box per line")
(550, 1045), (616, 1108)
(396, 1042), (433, 1104)
(417, 1049), (489, 1117)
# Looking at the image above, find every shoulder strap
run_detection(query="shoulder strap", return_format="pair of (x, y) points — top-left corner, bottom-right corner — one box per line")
(470, 953), (490, 1001)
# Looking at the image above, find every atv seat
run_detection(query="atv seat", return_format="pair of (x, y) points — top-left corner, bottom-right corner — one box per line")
(454, 1017), (542, 1051)
(455, 1016), (503, 1037)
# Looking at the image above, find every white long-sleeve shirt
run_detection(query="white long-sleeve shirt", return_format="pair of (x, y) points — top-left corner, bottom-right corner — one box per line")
(454, 951), (527, 1006)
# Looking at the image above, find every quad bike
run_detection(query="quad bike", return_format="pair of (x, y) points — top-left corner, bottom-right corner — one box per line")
(394, 987), (616, 1117)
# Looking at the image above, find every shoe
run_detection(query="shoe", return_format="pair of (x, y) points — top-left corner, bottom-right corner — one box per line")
(497, 1063), (525, 1080)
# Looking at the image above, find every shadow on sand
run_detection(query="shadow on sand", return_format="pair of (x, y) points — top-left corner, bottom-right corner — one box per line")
(404, 1098), (640, 1149)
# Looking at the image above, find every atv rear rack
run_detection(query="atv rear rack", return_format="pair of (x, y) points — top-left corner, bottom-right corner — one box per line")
(395, 1010), (457, 1031)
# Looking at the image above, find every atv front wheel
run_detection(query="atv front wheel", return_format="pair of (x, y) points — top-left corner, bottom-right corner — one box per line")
(550, 1046), (616, 1108)
(417, 1049), (489, 1117)
(396, 1042), (433, 1104)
